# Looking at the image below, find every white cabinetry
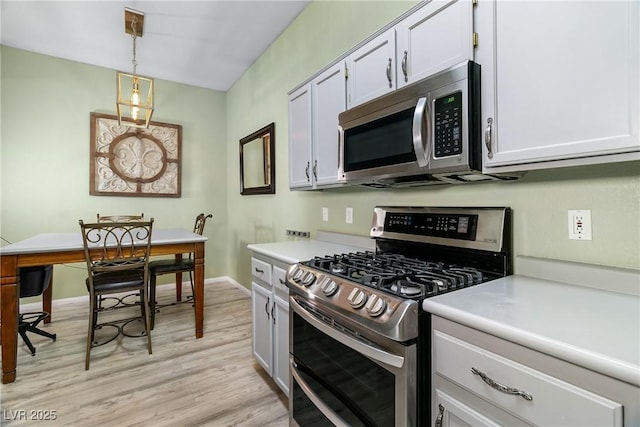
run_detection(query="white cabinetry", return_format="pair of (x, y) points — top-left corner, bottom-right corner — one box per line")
(250, 255), (290, 396)
(289, 62), (346, 190)
(346, 28), (396, 108)
(431, 316), (630, 426)
(476, 0), (640, 172)
(396, 0), (474, 88)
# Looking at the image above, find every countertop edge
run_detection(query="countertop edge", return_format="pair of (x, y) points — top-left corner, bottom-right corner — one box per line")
(423, 301), (640, 387)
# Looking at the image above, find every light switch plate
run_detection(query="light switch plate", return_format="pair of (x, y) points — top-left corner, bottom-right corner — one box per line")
(322, 207), (328, 222)
(346, 207), (353, 224)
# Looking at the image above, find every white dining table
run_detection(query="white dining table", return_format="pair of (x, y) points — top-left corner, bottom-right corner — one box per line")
(0, 228), (207, 384)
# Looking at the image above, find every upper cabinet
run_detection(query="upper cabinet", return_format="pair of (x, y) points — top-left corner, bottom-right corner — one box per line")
(396, 0), (474, 88)
(477, 0), (640, 172)
(289, 62), (347, 190)
(346, 28), (396, 108)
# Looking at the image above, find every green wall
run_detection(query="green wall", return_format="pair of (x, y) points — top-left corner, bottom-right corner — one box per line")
(1, 1), (639, 301)
(1, 46), (228, 299)
(226, 1), (640, 289)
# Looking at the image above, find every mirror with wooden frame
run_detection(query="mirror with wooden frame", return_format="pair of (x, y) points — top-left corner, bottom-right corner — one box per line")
(240, 123), (275, 195)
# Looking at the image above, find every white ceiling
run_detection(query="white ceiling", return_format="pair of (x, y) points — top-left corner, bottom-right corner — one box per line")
(1, 0), (310, 91)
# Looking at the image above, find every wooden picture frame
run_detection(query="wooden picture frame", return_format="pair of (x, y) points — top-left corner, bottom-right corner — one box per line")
(90, 112), (182, 197)
(240, 122), (275, 195)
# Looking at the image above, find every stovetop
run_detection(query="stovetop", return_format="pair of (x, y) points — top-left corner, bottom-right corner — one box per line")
(286, 206), (511, 343)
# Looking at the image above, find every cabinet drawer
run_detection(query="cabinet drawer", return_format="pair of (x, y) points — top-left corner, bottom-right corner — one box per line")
(251, 257), (272, 284)
(434, 330), (622, 426)
(272, 266), (288, 294)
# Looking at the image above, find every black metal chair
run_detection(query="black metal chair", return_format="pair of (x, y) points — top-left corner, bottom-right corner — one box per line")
(18, 265), (57, 356)
(148, 213), (212, 328)
(79, 218), (154, 370)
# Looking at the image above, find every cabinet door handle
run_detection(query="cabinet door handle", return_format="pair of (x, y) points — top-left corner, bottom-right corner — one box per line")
(305, 161), (310, 181)
(401, 50), (408, 83)
(485, 118), (494, 159)
(386, 58), (393, 88)
(279, 278), (285, 285)
(471, 367), (533, 401)
(313, 160), (318, 179)
(265, 297), (271, 319)
(434, 404), (444, 427)
(254, 267), (264, 274)
(271, 303), (276, 325)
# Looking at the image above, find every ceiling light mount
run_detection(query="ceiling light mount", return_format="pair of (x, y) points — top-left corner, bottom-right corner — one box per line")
(117, 8), (154, 128)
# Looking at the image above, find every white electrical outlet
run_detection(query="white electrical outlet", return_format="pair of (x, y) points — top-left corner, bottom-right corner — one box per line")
(322, 207), (329, 222)
(568, 210), (592, 240)
(346, 207), (353, 224)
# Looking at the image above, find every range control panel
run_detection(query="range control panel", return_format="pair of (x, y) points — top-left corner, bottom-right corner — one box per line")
(433, 91), (463, 158)
(385, 212), (478, 241)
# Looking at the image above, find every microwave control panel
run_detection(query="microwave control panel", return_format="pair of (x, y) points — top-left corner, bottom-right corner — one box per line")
(433, 91), (463, 158)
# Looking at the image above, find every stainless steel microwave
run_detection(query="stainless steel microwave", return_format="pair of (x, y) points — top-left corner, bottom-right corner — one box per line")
(338, 61), (516, 187)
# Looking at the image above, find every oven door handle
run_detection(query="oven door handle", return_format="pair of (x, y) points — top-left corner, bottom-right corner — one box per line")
(290, 296), (405, 369)
(290, 358), (351, 427)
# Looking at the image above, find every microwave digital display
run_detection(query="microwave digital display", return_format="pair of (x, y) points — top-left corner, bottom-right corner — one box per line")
(434, 91), (463, 158)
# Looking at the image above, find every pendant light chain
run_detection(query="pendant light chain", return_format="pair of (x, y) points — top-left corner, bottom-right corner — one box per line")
(131, 16), (138, 75)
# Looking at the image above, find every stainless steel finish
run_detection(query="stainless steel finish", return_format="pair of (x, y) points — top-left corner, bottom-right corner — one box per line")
(287, 264), (420, 342)
(290, 358), (351, 427)
(485, 117), (494, 159)
(290, 295), (406, 369)
(471, 367), (533, 401)
(386, 58), (393, 87)
(402, 50), (408, 82)
(412, 97), (430, 168)
(370, 206), (508, 253)
(435, 404), (444, 427)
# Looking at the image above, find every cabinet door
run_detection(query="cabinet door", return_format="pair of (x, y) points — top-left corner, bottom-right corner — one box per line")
(477, 0), (640, 171)
(434, 389), (502, 427)
(312, 62), (347, 187)
(288, 84), (313, 189)
(396, 0), (474, 88)
(273, 294), (290, 396)
(251, 282), (273, 375)
(346, 28), (396, 108)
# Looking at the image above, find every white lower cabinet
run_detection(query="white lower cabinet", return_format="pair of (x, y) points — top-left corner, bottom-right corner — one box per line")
(430, 316), (631, 426)
(250, 255), (290, 396)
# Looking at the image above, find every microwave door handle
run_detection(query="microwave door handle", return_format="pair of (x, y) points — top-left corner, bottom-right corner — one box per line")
(412, 97), (430, 168)
(290, 358), (351, 427)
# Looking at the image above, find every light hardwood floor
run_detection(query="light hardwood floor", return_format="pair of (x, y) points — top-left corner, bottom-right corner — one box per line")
(1, 281), (289, 426)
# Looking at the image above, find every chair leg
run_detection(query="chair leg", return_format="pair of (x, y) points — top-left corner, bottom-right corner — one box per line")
(142, 287), (152, 355)
(18, 329), (37, 356)
(86, 293), (97, 370)
(189, 271), (195, 307)
(149, 273), (157, 330)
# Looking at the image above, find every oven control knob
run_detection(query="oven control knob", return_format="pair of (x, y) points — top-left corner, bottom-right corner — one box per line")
(301, 271), (316, 287)
(365, 295), (387, 317)
(347, 288), (367, 309)
(322, 279), (339, 296)
(291, 267), (304, 283)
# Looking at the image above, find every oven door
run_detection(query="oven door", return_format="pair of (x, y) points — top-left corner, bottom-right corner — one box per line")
(289, 295), (416, 427)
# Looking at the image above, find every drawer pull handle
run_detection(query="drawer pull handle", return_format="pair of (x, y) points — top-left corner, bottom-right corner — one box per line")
(279, 278), (285, 285)
(254, 267), (264, 274)
(471, 367), (533, 401)
(434, 404), (444, 427)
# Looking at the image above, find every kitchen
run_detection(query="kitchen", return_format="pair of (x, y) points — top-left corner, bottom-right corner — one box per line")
(1, 0), (639, 426)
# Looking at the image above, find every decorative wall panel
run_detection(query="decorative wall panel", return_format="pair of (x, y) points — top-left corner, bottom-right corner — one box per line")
(90, 112), (182, 197)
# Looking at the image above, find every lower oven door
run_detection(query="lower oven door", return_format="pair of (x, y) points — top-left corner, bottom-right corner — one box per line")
(289, 295), (416, 427)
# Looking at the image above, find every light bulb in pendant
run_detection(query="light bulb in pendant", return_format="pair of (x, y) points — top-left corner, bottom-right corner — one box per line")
(131, 78), (140, 121)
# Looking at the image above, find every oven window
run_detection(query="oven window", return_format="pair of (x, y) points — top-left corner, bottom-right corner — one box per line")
(343, 108), (416, 172)
(292, 311), (395, 427)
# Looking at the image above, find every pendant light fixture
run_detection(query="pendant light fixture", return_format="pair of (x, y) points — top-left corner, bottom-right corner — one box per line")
(116, 8), (154, 128)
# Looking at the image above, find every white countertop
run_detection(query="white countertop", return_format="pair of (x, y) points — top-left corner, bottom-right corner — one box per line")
(247, 239), (372, 265)
(423, 275), (640, 387)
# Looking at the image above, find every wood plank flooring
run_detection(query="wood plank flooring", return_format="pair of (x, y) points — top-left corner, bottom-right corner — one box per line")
(1, 282), (288, 426)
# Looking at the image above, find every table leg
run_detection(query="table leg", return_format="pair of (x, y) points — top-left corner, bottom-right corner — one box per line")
(1, 256), (19, 384)
(175, 254), (183, 302)
(43, 273), (53, 323)
(194, 242), (204, 338)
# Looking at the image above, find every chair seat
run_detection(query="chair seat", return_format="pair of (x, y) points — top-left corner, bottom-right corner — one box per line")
(149, 259), (194, 274)
(89, 270), (145, 294)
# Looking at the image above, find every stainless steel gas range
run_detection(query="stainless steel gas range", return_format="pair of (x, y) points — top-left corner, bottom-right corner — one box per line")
(286, 206), (512, 427)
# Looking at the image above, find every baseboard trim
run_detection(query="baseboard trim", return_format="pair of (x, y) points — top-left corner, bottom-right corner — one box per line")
(20, 276), (250, 310)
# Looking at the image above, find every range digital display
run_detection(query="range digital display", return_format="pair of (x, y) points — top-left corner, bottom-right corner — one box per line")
(385, 212), (478, 241)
